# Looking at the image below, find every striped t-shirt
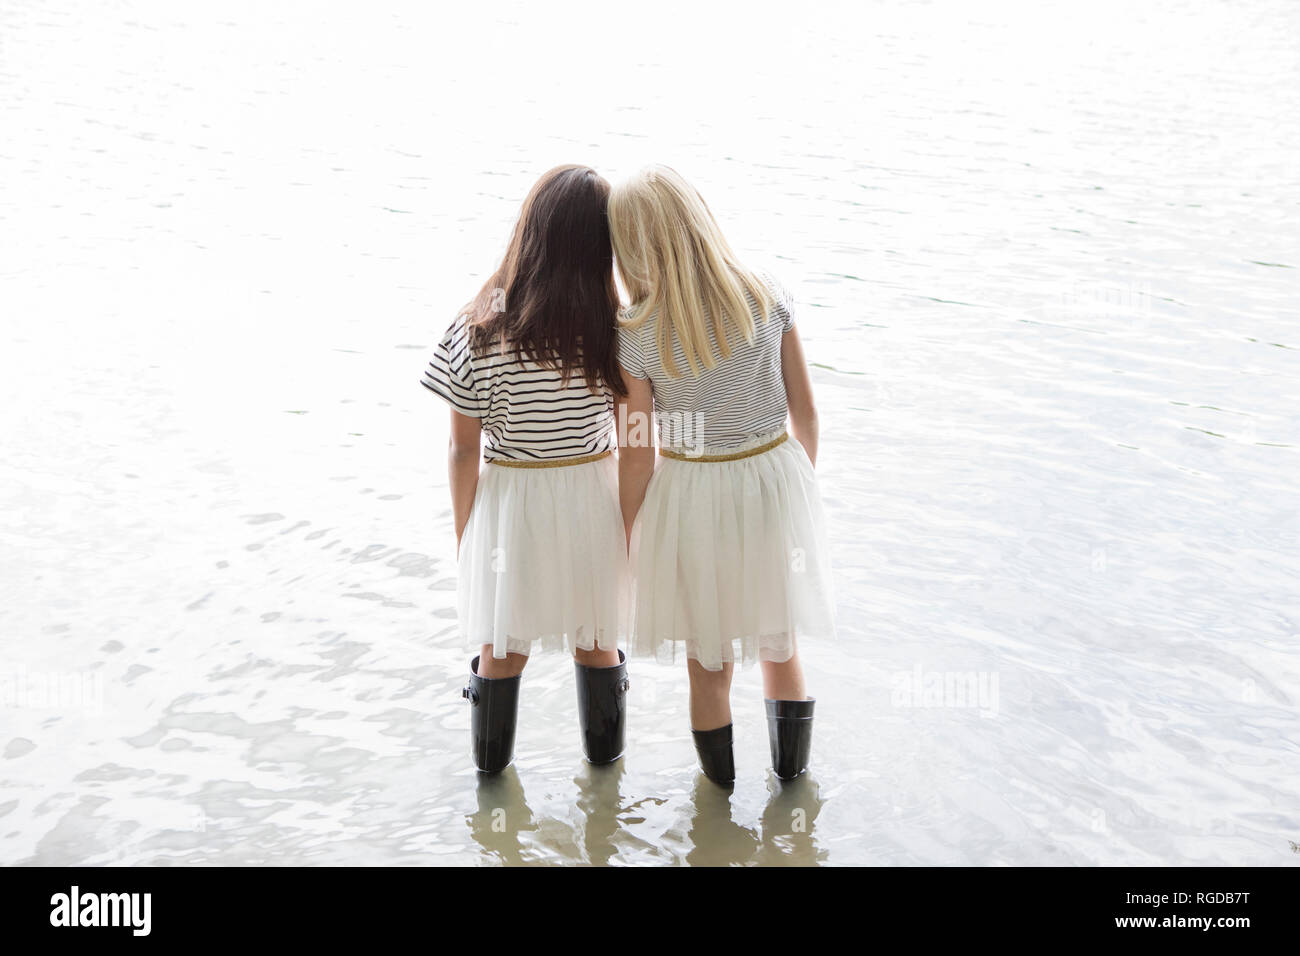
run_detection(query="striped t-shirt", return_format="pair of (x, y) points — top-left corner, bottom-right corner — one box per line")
(420, 315), (616, 463)
(616, 270), (796, 452)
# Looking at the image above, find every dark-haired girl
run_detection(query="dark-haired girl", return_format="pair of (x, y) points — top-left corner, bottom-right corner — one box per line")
(419, 165), (630, 773)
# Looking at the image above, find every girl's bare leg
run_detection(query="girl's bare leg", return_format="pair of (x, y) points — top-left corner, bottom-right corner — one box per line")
(761, 646), (807, 701)
(477, 647), (528, 679)
(687, 658), (734, 730)
(574, 646), (620, 668)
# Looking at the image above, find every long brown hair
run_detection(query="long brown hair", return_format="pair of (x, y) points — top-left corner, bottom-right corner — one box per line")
(463, 165), (625, 395)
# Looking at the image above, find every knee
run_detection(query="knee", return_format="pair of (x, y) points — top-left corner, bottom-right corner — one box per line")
(688, 663), (732, 694)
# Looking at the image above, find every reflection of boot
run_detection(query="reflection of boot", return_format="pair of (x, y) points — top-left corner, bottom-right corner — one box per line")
(463, 655), (521, 773)
(765, 698), (815, 780)
(574, 760), (626, 865)
(575, 650), (629, 764)
(757, 774), (826, 866)
(691, 724), (736, 786)
(686, 773), (758, 866)
(469, 767), (536, 866)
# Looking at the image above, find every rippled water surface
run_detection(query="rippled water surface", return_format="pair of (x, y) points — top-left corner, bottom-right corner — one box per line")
(2, 0), (1298, 865)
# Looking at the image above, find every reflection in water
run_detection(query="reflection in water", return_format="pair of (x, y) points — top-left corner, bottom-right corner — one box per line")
(680, 775), (828, 866)
(466, 763), (826, 867)
(574, 761), (625, 867)
(469, 768), (538, 866)
(757, 776), (826, 867)
(686, 777), (758, 866)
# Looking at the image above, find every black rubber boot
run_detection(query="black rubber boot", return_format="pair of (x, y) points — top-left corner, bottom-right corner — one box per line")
(463, 655), (521, 773)
(692, 724), (736, 786)
(575, 649), (629, 764)
(765, 697), (815, 780)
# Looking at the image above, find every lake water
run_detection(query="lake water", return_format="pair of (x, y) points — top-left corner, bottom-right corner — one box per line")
(1, 0), (1297, 865)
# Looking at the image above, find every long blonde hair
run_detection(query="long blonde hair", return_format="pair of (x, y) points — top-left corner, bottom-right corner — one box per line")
(608, 165), (773, 378)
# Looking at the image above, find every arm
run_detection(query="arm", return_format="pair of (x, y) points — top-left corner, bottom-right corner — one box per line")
(781, 325), (819, 468)
(448, 408), (482, 550)
(615, 367), (656, 548)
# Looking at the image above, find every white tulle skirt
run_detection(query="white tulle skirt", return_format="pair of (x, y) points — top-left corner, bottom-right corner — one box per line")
(628, 430), (836, 671)
(458, 454), (628, 659)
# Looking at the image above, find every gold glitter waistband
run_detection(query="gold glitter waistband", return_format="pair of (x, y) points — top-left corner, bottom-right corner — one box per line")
(658, 432), (789, 463)
(488, 449), (613, 469)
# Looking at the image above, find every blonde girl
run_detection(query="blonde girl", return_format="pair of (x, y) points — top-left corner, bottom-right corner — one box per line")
(609, 165), (835, 784)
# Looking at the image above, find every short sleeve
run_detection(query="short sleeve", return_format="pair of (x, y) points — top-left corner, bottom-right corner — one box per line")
(762, 271), (796, 333)
(616, 315), (649, 380)
(419, 315), (483, 418)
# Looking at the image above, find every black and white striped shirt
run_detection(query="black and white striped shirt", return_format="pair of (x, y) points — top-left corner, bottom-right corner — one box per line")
(420, 315), (615, 463)
(616, 270), (796, 451)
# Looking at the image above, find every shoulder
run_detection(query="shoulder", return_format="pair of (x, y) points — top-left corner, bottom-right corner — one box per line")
(617, 308), (654, 347)
(751, 266), (794, 311)
(439, 313), (484, 361)
(434, 313), (480, 375)
(439, 312), (472, 347)
(616, 307), (654, 377)
(748, 266), (795, 331)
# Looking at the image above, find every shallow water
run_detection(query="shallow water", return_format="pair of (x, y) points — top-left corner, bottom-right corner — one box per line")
(1, 0), (1298, 865)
